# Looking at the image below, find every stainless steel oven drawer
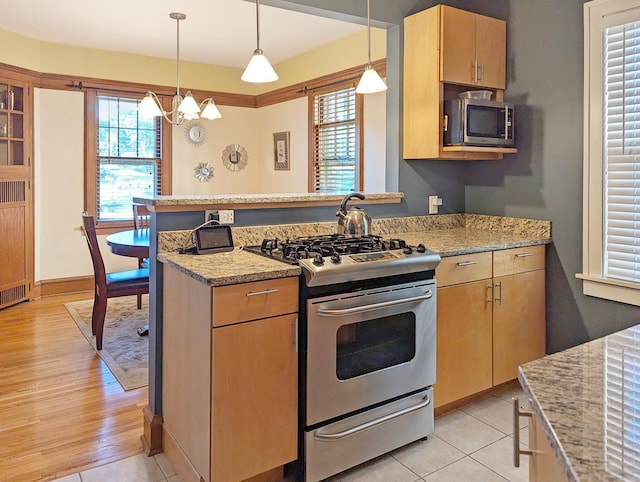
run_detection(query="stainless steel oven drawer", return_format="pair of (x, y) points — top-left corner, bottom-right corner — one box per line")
(304, 388), (434, 482)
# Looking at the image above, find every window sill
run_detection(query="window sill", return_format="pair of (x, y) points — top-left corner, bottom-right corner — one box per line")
(576, 273), (640, 306)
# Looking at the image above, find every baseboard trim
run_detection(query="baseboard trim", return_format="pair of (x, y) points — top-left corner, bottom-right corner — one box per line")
(38, 275), (93, 297)
(141, 405), (163, 456)
(162, 426), (202, 482)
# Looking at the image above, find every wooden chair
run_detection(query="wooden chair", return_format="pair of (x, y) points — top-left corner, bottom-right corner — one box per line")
(81, 212), (149, 350)
(132, 203), (150, 230)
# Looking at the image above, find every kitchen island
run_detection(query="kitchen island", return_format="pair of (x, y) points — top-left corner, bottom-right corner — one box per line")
(519, 324), (640, 481)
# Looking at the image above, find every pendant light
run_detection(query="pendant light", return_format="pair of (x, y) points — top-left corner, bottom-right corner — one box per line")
(242, 0), (279, 83)
(138, 12), (222, 125)
(355, 0), (387, 94)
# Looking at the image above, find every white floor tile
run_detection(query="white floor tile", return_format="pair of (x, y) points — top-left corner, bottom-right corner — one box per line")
(434, 409), (505, 454)
(335, 454), (421, 482)
(79, 453), (166, 482)
(461, 395), (524, 434)
(391, 434), (464, 477)
(423, 456), (508, 482)
(471, 436), (529, 482)
(154, 452), (176, 478)
(50, 475), (81, 482)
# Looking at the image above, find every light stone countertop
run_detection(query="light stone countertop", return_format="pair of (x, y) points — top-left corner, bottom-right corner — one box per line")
(159, 249), (301, 286)
(158, 214), (552, 286)
(519, 325), (640, 481)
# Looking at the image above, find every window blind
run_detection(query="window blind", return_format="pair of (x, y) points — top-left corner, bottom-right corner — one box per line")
(605, 333), (640, 479)
(312, 87), (357, 192)
(95, 95), (161, 222)
(604, 22), (640, 282)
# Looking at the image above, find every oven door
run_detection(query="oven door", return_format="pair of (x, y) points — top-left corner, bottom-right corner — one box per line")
(306, 279), (436, 426)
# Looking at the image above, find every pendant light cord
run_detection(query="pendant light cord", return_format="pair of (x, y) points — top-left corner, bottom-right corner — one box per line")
(367, 0), (371, 65)
(256, 0), (261, 51)
(176, 16), (181, 95)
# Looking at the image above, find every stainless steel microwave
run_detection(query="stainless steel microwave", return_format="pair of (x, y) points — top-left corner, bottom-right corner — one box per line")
(443, 98), (514, 147)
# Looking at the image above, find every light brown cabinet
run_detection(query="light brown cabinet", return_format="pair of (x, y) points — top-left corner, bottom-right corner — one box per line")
(440, 6), (506, 89)
(403, 5), (514, 160)
(434, 246), (546, 409)
(529, 412), (567, 481)
(162, 265), (298, 482)
(0, 74), (33, 309)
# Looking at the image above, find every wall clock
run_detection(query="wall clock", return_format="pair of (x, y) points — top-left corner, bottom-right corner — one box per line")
(194, 162), (214, 182)
(185, 123), (207, 146)
(222, 144), (248, 171)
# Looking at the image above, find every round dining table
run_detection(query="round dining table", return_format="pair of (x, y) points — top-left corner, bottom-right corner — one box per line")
(106, 228), (150, 258)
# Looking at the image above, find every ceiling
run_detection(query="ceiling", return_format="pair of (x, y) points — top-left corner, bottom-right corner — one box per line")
(0, 0), (367, 69)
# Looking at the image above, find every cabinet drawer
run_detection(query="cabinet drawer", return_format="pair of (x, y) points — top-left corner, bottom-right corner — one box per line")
(493, 245), (545, 277)
(213, 277), (298, 327)
(436, 252), (492, 287)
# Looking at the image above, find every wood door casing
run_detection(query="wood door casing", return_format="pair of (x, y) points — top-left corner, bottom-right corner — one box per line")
(435, 280), (493, 408)
(211, 314), (298, 482)
(493, 269), (546, 385)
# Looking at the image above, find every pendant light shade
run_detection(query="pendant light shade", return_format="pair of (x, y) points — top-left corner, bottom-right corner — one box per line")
(355, 0), (387, 94)
(137, 13), (222, 125)
(242, 0), (278, 83)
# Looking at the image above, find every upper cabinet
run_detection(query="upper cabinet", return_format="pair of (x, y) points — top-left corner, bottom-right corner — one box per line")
(403, 5), (514, 160)
(0, 82), (28, 168)
(440, 6), (506, 89)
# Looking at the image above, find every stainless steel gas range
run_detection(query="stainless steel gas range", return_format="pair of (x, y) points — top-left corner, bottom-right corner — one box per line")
(245, 234), (441, 481)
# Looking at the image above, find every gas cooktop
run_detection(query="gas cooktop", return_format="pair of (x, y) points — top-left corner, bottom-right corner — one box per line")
(244, 234), (441, 287)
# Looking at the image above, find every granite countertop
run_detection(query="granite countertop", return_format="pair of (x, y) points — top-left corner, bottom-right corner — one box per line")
(159, 249), (301, 286)
(519, 325), (640, 481)
(134, 192), (403, 212)
(158, 214), (552, 286)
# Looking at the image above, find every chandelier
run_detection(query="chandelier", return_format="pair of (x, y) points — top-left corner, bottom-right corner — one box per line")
(138, 12), (222, 125)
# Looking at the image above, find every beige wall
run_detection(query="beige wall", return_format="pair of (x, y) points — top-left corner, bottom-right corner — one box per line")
(0, 28), (386, 95)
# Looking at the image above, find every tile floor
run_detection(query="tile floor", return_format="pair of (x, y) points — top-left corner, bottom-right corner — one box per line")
(52, 382), (530, 482)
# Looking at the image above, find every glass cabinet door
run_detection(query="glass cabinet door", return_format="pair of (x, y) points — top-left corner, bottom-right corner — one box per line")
(0, 84), (25, 166)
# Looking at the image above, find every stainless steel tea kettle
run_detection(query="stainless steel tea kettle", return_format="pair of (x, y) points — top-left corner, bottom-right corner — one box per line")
(336, 192), (371, 236)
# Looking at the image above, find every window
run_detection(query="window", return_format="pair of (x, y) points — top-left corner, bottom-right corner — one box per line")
(309, 83), (363, 192)
(581, 0), (640, 305)
(85, 91), (171, 230)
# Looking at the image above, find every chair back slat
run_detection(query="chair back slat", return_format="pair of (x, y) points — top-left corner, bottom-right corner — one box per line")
(133, 204), (150, 229)
(81, 212), (107, 286)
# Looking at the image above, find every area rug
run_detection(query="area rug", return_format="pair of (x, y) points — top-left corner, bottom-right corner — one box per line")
(64, 296), (149, 391)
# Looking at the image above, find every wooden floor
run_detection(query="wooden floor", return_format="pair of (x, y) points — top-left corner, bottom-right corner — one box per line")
(0, 293), (148, 482)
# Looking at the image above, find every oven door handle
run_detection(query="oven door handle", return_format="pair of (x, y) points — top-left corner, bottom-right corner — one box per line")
(313, 394), (432, 441)
(316, 291), (433, 317)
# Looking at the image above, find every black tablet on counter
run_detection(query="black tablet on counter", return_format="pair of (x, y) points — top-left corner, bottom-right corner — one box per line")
(194, 225), (234, 255)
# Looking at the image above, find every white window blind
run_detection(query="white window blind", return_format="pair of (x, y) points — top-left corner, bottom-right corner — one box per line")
(312, 87), (358, 192)
(96, 95), (161, 222)
(604, 21), (640, 283)
(605, 332), (640, 479)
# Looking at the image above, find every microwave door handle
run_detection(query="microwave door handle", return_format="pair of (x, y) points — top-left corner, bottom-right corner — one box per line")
(504, 108), (509, 140)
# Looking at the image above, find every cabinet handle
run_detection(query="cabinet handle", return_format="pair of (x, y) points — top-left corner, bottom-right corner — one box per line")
(443, 114), (449, 132)
(292, 317), (298, 353)
(487, 284), (494, 304)
(494, 281), (503, 305)
(471, 60), (478, 83)
(512, 397), (533, 467)
(314, 394), (431, 440)
(456, 261), (477, 267)
(477, 62), (483, 82)
(515, 253), (534, 258)
(245, 288), (279, 297)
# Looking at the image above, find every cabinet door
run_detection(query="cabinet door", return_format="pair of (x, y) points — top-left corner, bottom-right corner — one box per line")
(529, 413), (567, 482)
(435, 280), (493, 408)
(475, 14), (507, 89)
(211, 314), (298, 482)
(493, 269), (546, 385)
(440, 6), (477, 85)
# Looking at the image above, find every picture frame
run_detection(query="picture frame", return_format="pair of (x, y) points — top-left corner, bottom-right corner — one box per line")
(273, 131), (290, 170)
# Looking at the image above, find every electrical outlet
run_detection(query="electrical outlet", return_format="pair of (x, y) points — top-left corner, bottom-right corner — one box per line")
(219, 210), (234, 224)
(205, 210), (219, 223)
(428, 196), (443, 215)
